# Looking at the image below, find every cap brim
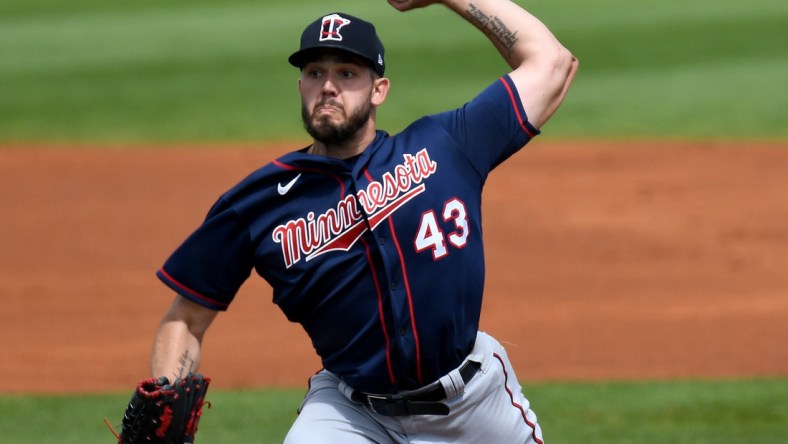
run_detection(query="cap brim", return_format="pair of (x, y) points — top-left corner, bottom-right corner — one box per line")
(288, 45), (382, 75)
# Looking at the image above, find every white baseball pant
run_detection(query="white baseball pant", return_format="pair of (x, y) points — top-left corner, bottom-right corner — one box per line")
(285, 331), (545, 443)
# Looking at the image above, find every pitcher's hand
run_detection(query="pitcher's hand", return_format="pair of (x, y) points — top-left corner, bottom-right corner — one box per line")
(387, 0), (443, 12)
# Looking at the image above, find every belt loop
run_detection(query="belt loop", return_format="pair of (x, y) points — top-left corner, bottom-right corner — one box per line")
(438, 366), (465, 400)
(338, 379), (356, 402)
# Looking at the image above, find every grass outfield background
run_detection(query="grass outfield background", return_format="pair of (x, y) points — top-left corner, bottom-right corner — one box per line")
(1, 0), (787, 442)
(1, 380), (787, 443)
(1, 0), (786, 142)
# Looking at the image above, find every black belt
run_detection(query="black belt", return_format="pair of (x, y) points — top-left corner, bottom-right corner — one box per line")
(351, 360), (480, 416)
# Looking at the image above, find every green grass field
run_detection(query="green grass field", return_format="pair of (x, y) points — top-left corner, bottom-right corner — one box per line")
(1, 0), (786, 142)
(1, 0), (786, 442)
(1, 379), (786, 443)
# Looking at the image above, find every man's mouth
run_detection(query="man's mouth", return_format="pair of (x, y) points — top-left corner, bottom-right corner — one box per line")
(315, 101), (342, 114)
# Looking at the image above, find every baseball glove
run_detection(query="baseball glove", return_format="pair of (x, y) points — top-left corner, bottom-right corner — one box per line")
(107, 373), (211, 444)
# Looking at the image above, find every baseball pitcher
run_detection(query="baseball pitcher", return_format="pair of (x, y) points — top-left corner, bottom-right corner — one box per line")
(117, 0), (578, 442)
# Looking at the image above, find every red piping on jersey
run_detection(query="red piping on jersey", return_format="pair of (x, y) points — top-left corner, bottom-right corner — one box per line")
(363, 169), (425, 386)
(498, 76), (536, 139)
(386, 216), (424, 386)
(493, 352), (543, 444)
(272, 159), (297, 170)
(360, 238), (397, 385)
(158, 268), (229, 310)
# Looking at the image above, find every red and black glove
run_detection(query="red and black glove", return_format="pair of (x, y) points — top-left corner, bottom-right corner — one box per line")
(108, 373), (211, 444)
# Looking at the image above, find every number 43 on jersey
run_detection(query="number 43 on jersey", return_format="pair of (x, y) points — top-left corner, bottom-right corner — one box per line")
(414, 197), (469, 259)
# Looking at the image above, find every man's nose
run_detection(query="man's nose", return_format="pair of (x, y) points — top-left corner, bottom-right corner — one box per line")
(320, 76), (339, 95)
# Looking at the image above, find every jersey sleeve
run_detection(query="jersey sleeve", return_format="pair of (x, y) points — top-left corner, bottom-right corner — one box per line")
(156, 195), (255, 311)
(431, 75), (540, 176)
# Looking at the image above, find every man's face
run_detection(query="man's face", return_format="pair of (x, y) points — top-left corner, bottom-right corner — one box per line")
(299, 52), (379, 145)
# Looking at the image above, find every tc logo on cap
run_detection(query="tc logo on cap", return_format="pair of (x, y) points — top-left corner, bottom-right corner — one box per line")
(320, 14), (350, 42)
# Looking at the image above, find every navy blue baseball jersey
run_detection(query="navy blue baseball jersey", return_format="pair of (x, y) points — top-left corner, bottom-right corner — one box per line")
(157, 75), (539, 393)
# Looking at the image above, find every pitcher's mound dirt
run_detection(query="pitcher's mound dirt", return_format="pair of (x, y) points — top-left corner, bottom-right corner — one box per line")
(1, 140), (786, 393)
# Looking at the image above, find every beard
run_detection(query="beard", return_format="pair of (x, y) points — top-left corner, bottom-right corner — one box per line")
(302, 98), (373, 146)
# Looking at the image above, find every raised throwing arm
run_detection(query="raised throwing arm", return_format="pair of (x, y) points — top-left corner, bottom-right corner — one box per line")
(388, 0), (578, 129)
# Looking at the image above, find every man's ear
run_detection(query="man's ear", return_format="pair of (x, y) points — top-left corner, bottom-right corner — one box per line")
(371, 77), (390, 106)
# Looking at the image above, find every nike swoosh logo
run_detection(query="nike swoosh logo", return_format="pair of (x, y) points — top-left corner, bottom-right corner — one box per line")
(277, 173), (301, 195)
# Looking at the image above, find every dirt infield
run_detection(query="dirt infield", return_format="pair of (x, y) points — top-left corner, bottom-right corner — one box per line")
(1, 140), (786, 394)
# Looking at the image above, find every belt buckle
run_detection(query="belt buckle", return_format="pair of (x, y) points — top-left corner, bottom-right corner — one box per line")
(365, 394), (391, 414)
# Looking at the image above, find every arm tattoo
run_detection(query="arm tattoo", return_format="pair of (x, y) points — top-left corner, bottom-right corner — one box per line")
(173, 349), (195, 381)
(467, 3), (519, 57)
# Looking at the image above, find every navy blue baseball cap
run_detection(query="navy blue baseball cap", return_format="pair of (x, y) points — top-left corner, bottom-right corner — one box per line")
(288, 12), (386, 76)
